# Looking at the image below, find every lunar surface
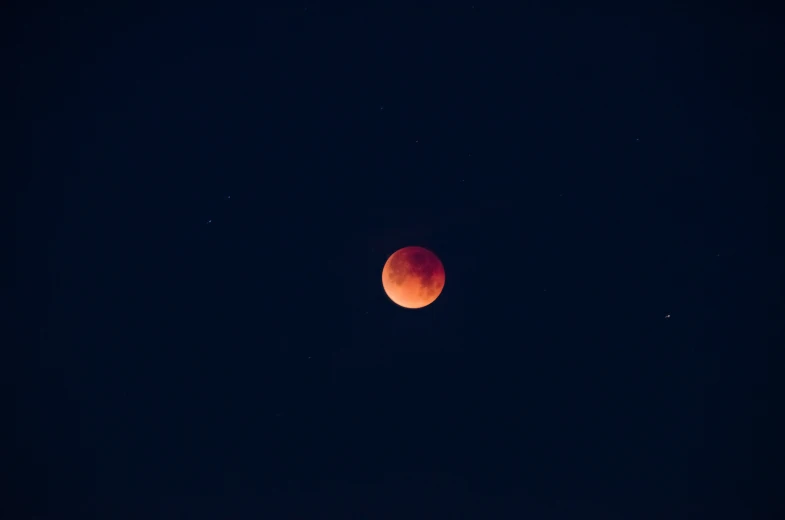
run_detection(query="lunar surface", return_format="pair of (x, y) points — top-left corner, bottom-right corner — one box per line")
(382, 246), (445, 309)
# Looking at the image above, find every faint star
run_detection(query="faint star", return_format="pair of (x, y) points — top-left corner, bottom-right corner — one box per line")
(207, 219), (212, 224)
(665, 314), (671, 319)
(379, 105), (384, 111)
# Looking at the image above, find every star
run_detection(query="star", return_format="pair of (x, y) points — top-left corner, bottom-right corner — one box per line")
(664, 314), (671, 319)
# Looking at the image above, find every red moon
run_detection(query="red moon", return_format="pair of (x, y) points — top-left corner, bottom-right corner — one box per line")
(382, 246), (445, 309)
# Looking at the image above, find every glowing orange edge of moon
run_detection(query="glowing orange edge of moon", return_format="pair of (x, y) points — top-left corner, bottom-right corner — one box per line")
(381, 246), (446, 309)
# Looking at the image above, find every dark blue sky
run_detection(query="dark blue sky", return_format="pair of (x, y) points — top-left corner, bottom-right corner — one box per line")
(9, 4), (784, 518)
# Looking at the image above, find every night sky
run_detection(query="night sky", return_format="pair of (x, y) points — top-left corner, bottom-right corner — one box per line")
(8, 4), (784, 519)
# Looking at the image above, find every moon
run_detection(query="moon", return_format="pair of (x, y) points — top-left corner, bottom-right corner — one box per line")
(382, 246), (445, 309)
